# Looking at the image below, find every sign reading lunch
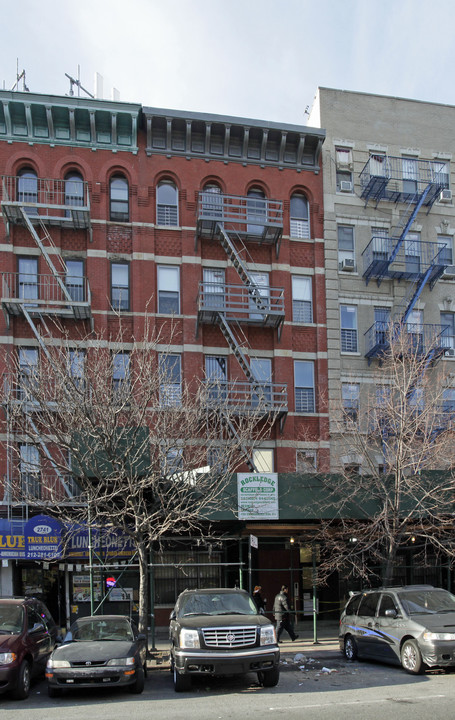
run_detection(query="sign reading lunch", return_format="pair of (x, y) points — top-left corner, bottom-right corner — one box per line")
(237, 473), (279, 520)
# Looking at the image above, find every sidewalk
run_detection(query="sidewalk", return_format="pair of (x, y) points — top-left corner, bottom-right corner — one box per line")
(148, 620), (341, 667)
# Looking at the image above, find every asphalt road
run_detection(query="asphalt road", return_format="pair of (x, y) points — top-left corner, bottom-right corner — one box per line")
(2, 644), (455, 720)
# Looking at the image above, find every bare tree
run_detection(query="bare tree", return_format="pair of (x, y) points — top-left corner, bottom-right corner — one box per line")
(2, 318), (278, 631)
(313, 325), (455, 588)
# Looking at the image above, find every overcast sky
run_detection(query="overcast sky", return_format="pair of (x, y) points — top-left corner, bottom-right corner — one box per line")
(2, 0), (455, 126)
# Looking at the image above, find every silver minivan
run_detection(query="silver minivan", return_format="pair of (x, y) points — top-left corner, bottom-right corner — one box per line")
(339, 585), (455, 673)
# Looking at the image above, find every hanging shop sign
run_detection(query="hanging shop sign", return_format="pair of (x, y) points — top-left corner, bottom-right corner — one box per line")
(24, 514), (63, 560)
(237, 473), (279, 520)
(65, 526), (136, 561)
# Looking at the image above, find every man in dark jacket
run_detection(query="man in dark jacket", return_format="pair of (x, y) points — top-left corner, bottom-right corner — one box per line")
(273, 585), (299, 642)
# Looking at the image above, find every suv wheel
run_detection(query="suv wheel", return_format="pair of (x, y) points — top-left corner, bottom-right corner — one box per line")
(12, 660), (31, 700)
(401, 639), (424, 674)
(173, 665), (191, 692)
(344, 635), (358, 661)
(258, 667), (280, 687)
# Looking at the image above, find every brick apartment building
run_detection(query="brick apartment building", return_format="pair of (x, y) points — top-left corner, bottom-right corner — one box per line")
(0, 90), (328, 626)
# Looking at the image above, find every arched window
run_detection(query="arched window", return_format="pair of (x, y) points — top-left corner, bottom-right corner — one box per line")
(201, 182), (223, 219)
(17, 168), (38, 215)
(65, 172), (84, 208)
(290, 193), (310, 238)
(110, 175), (129, 222)
(247, 188), (266, 234)
(156, 181), (178, 226)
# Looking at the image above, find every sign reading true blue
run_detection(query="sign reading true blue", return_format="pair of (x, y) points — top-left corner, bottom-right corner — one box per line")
(24, 514), (63, 560)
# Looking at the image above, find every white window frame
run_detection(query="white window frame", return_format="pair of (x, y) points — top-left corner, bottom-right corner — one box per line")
(158, 265), (180, 315)
(292, 276), (312, 323)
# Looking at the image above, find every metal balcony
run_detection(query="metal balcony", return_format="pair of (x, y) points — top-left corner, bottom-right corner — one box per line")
(1, 272), (92, 321)
(196, 192), (283, 249)
(3, 474), (85, 506)
(1, 175), (90, 229)
(203, 380), (288, 418)
(364, 322), (448, 360)
(359, 155), (448, 206)
(363, 237), (447, 286)
(196, 282), (285, 334)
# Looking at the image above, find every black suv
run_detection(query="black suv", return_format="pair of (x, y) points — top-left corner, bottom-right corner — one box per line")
(0, 597), (59, 699)
(169, 588), (280, 691)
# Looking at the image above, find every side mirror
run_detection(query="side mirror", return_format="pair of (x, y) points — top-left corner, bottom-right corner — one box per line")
(385, 608), (397, 619)
(30, 622), (45, 634)
(169, 610), (176, 621)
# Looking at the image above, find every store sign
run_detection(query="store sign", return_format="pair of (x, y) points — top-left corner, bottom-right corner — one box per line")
(237, 473), (279, 520)
(65, 526), (136, 560)
(24, 515), (63, 560)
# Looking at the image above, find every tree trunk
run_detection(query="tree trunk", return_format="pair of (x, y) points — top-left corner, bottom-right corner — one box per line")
(137, 539), (149, 635)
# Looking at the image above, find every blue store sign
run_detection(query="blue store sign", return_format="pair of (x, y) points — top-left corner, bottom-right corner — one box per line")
(24, 514), (63, 560)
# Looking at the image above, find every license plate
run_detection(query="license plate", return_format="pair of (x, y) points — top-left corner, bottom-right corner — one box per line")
(66, 679), (74, 684)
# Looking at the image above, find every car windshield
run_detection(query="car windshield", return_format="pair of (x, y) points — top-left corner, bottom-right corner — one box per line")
(68, 617), (134, 642)
(178, 592), (257, 617)
(0, 605), (23, 634)
(398, 589), (455, 615)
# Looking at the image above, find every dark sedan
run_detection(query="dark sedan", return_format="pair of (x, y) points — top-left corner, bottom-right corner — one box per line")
(46, 615), (147, 697)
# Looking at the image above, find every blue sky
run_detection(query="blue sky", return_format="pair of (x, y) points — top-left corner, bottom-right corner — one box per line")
(2, 0), (455, 125)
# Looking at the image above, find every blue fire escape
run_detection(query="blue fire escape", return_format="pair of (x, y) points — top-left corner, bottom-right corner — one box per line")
(361, 155), (449, 361)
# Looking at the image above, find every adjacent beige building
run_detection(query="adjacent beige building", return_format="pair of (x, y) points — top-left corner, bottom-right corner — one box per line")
(309, 88), (455, 471)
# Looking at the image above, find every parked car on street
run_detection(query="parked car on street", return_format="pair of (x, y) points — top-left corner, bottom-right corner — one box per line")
(46, 614), (146, 697)
(169, 587), (280, 691)
(0, 596), (59, 699)
(340, 584), (455, 673)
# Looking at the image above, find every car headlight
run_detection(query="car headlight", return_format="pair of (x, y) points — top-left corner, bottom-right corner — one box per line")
(47, 658), (71, 669)
(423, 631), (455, 641)
(107, 656), (135, 666)
(179, 628), (200, 649)
(0, 652), (16, 665)
(260, 624), (277, 646)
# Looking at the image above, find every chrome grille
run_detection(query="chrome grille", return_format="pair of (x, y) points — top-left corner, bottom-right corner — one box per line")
(202, 626), (257, 647)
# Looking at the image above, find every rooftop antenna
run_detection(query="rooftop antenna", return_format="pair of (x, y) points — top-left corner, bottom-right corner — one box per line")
(65, 65), (94, 99)
(11, 59), (29, 92)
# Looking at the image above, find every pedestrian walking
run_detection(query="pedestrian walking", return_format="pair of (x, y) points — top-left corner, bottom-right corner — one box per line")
(253, 585), (266, 614)
(273, 584), (299, 642)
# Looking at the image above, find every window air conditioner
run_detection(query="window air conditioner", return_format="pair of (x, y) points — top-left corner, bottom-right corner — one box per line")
(341, 258), (355, 271)
(444, 348), (455, 357)
(439, 189), (452, 202)
(442, 265), (455, 278)
(340, 181), (353, 192)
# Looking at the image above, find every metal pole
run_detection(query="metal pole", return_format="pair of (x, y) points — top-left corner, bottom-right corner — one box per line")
(248, 538), (252, 593)
(312, 544), (320, 644)
(88, 504), (94, 615)
(149, 548), (156, 651)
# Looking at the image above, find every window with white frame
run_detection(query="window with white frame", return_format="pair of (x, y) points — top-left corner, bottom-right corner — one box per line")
(438, 235), (453, 266)
(112, 352), (130, 391)
(371, 226), (389, 261)
(434, 160), (450, 189)
(337, 225), (355, 267)
(292, 276), (312, 323)
(335, 147), (353, 192)
(65, 259), (84, 302)
(20, 444), (41, 499)
(158, 265), (180, 314)
(369, 153), (387, 177)
(111, 262), (129, 311)
(407, 309), (423, 351)
(162, 447), (184, 477)
(249, 272), (270, 319)
(156, 181), (179, 226)
(441, 312), (455, 349)
(159, 354), (182, 406)
(442, 388), (455, 413)
(290, 193), (310, 238)
(68, 349), (85, 390)
(109, 175), (129, 222)
(203, 268), (225, 310)
(340, 305), (358, 352)
(342, 383), (359, 425)
(405, 232), (421, 274)
(18, 347), (38, 400)
(402, 156), (418, 195)
(253, 448), (274, 473)
(296, 449), (317, 472)
(294, 360), (315, 413)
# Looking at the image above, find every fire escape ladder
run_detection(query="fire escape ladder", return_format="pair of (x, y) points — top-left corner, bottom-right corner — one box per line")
(217, 225), (269, 313)
(217, 409), (257, 473)
(20, 209), (73, 303)
(388, 184), (433, 266)
(216, 313), (254, 383)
